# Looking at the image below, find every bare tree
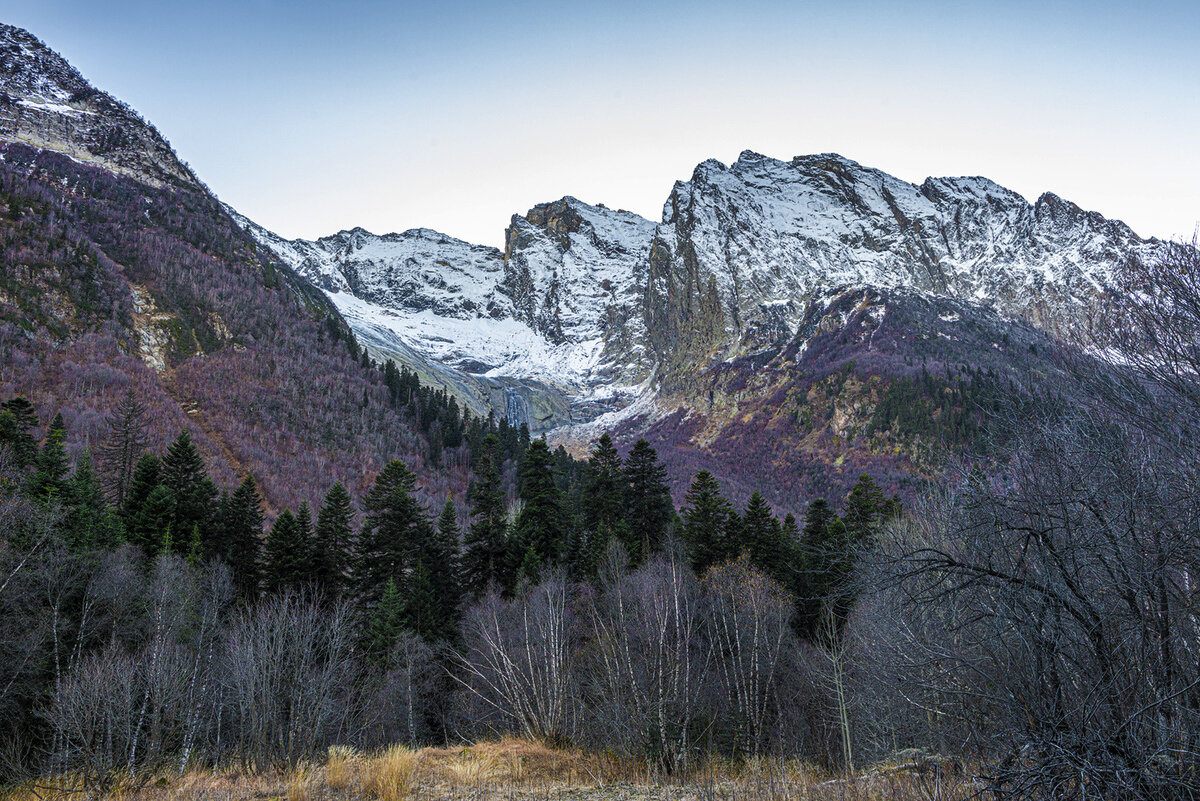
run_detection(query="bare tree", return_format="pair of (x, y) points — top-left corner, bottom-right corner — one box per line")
(455, 570), (581, 744)
(702, 554), (795, 759)
(586, 543), (710, 771)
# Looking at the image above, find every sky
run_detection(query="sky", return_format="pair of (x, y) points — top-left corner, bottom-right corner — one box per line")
(5, 0), (1198, 246)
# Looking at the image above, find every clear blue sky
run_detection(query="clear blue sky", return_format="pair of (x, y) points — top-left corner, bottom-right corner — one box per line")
(6, 0), (1198, 245)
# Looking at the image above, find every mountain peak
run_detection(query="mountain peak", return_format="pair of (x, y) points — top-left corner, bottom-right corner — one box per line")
(0, 22), (197, 189)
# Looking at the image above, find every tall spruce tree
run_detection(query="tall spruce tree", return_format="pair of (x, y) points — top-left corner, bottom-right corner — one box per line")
(162, 429), (216, 552)
(742, 490), (788, 580)
(462, 433), (509, 597)
(682, 470), (732, 575)
(431, 498), (464, 638)
(130, 485), (173, 554)
(353, 460), (432, 614)
(584, 434), (624, 534)
(65, 450), (122, 549)
(28, 412), (69, 503)
(220, 476), (264, 600)
(623, 438), (672, 563)
(0, 397), (38, 468)
(314, 482), (353, 598)
(514, 439), (564, 566)
(263, 509), (314, 593)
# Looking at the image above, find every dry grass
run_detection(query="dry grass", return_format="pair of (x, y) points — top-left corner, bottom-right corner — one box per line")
(0, 740), (977, 801)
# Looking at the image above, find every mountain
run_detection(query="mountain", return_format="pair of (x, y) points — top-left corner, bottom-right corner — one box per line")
(242, 149), (1165, 507)
(0, 23), (462, 512)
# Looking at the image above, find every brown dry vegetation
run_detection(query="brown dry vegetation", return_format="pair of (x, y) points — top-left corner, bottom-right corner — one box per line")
(2, 739), (974, 801)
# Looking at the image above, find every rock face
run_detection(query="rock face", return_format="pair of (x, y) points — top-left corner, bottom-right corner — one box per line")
(0, 24), (198, 189)
(644, 151), (1156, 387)
(244, 150), (1163, 436)
(236, 196), (660, 429)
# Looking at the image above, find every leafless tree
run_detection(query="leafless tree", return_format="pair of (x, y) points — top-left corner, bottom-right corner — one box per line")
(701, 555), (795, 759)
(455, 569), (581, 745)
(217, 592), (359, 769)
(585, 543), (710, 771)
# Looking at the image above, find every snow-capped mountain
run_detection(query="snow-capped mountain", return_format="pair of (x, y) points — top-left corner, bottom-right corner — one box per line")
(0, 24), (198, 189)
(241, 150), (1163, 433)
(644, 151), (1157, 384)
(235, 196), (661, 429)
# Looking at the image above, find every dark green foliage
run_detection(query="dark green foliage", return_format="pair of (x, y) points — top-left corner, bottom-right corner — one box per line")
(682, 470), (733, 575)
(314, 482), (353, 598)
(218, 476), (264, 600)
(515, 439), (564, 567)
(162, 429), (216, 552)
(122, 453), (162, 533)
(263, 508), (314, 593)
(64, 450), (123, 549)
(28, 412), (69, 502)
(364, 577), (404, 666)
(0, 397), (38, 468)
(622, 438), (672, 563)
(742, 490), (790, 582)
(129, 484), (173, 554)
(584, 434), (624, 534)
(462, 434), (509, 597)
(353, 460), (432, 612)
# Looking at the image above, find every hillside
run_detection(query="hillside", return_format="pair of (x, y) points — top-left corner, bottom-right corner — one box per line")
(0, 24), (461, 511)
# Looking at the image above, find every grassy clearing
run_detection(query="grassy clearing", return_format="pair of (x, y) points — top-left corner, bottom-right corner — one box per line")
(2, 739), (975, 800)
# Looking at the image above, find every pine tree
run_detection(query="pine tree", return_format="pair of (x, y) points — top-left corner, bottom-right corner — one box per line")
(65, 449), (122, 549)
(401, 560), (442, 642)
(623, 438), (672, 563)
(162, 429), (216, 552)
(431, 498), (464, 637)
(514, 439), (564, 566)
(0, 397), (38, 468)
(130, 485), (173, 554)
(353, 460), (432, 613)
(462, 434), (509, 596)
(220, 476), (264, 600)
(314, 482), (354, 598)
(28, 412), (69, 503)
(122, 453), (162, 531)
(682, 470), (732, 575)
(364, 577), (404, 666)
(263, 509), (314, 593)
(742, 490), (787, 580)
(584, 434), (624, 534)
(98, 389), (148, 508)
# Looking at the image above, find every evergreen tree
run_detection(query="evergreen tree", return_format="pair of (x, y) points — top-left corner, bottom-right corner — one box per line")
(98, 389), (149, 508)
(353, 460), (432, 614)
(364, 577), (404, 666)
(162, 429), (216, 551)
(462, 434), (509, 596)
(122, 453), (162, 529)
(220, 476), (264, 600)
(263, 509), (314, 593)
(28, 412), (69, 503)
(431, 498), (464, 637)
(314, 482), (353, 598)
(65, 449), (123, 549)
(130, 485), (173, 554)
(0, 397), (38, 468)
(584, 433), (624, 534)
(514, 439), (564, 565)
(623, 438), (672, 563)
(682, 470), (732, 575)
(401, 560), (442, 642)
(742, 490), (787, 580)
(841, 473), (898, 548)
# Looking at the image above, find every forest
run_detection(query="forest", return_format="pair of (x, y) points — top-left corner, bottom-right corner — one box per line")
(2, 192), (1200, 801)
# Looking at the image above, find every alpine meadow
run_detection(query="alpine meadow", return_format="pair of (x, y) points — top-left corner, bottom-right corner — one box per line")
(1, 7), (1199, 801)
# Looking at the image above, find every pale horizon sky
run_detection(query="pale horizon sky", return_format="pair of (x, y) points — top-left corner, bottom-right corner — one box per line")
(6, 0), (1198, 247)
